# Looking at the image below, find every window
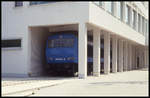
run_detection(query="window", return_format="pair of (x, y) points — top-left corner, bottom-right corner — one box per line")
(125, 5), (130, 25)
(120, 2), (124, 21)
(48, 38), (74, 48)
(116, 2), (121, 19)
(15, 1), (23, 7)
(2, 39), (21, 48)
(132, 10), (136, 30)
(105, 2), (112, 14)
(93, 1), (104, 8)
(145, 19), (148, 34)
(138, 14), (141, 32)
(30, 1), (52, 5)
(93, 2), (100, 6)
(131, 9), (136, 29)
(99, 2), (103, 7)
(142, 16), (145, 34)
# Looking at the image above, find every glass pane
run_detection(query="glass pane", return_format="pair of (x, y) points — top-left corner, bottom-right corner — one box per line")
(105, 2), (112, 13)
(142, 17), (145, 33)
(138, 14), (141, 32)
(48, 38), (74, 48)
(30, 1), (52, 5)
(133, 10), (136, 29)
(99, 2), (103, 7)
(93, 2), (99, 6)
(125, 5), (130, 24)
(2, 39), (21, 48)
(116, 2), (121, 19)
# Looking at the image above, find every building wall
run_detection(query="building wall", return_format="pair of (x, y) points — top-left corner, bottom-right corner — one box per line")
(89, 2), (146, 45)
(2, 2), (89, 77)
(2, 1), (149, 77)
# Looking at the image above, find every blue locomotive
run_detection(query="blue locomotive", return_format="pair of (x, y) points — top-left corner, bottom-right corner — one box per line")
(45, 31), (106, 76)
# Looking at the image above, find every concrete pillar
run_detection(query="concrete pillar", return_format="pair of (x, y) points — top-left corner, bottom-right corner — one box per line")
(135, 46), (137, 69)
(130, 44), (133, 70)
(104, 32), (110, 74)
(123, 41), (128, 71)
(132, 45), (136, 69)
(118, 40), (123, 72)
(139, 50), (142, 69)
(138, 47), (143, 69)
(93, 29), (100, 77)
(112, 35), (117, 73)
(128, 43), (131, 71)
(141, 50), (144, 68)
(145, 50), (148, 67)
(144, 50), (147, 68)
(130, 44), (132, 70)
(147, 49), (149, 67)
(137, 48), (140, 69)
(78, 23), (87, 79)
(134, 46), (136, 69)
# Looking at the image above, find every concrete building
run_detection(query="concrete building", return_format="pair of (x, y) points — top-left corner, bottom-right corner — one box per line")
(2, 1), (149, 78)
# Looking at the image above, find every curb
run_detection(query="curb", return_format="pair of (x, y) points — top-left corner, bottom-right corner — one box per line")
(2, 79), (72, 96)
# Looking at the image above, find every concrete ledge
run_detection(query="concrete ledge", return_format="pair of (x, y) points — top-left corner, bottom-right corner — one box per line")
(2, 78), (75, 96)
(2, 73), (29, 78)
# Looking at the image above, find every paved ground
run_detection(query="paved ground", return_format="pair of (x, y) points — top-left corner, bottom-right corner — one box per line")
(2, 68), (149, 96)
(30, 69), (149, 96)
(2, 77), (76, 96)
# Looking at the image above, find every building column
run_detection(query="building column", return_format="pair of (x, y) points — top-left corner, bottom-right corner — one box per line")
(104, 32), (110, 74)
(131, 44), (133, 70)
(112, 35), (117, 73)
(130, 44), (132, 70)
(78, 23), (87, 79)
(137, 47), (140, 69)
(93, 29), (100, 77)
(123, 41), (128, 71)
(135, 46), (138, 69)
(139, 50), (142, 69)
(118, 39), (123, 72)
(144, 50), (147, 68)
(128, 43), (131, 71)
(132, 45), (136, 69)
(141, 50), (144, 68)
(146, 49), (149, 67)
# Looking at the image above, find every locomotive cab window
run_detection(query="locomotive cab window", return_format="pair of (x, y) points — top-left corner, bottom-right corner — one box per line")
(48, 38), (74, 48)
(2, 39), (21, 48)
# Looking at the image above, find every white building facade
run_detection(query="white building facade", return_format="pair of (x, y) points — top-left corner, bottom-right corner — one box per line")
(2, 1), (149, 78)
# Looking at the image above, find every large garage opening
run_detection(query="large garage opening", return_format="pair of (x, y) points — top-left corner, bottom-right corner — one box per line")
(28, 24), (79, 77)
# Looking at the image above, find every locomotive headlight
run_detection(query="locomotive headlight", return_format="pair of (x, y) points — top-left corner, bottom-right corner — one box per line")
(67, 57), (75, 60)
